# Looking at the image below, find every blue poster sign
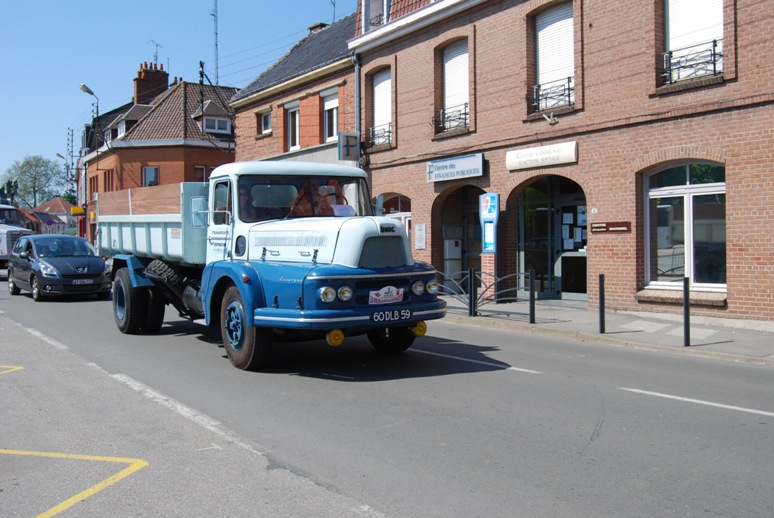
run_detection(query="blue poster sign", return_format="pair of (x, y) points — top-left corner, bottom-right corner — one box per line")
(480, 193), (499, 253)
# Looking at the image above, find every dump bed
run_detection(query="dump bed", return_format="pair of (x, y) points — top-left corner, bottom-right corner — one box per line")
(96, 182), (208, 265)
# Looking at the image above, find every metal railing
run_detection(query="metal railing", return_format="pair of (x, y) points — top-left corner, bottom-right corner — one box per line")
(661, 39), (724, 85)
(436, 103), (469, 132)
(439, 268), (536, 323)
(366, 123), (392, 148)
(530, 77), (574, 113)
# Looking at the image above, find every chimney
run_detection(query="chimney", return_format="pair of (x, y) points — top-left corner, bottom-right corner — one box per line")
(134, 62), (170, 104)
(308, 22), (328, 33)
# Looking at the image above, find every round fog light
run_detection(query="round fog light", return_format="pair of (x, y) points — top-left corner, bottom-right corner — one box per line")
(338, 286), (353, 302)
(426, 280), (439, 295)
(412, 280), (425, 296)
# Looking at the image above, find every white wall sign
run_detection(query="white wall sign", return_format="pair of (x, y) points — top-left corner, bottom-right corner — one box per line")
(426, 153), (483, 182)
(415, 223), (426, 249)
(506, 141), (577, 171)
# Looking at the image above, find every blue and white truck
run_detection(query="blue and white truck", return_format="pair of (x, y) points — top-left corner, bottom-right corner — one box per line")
(96, 161), (446, 370)
(1, 197), (34, 269)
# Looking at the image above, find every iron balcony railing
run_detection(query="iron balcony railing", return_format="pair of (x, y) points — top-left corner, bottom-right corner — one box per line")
(436, 103), (469, 132)
(366, 122), (392, 148)
(531, 77), (574, 113)
(661, 38), (724, 85)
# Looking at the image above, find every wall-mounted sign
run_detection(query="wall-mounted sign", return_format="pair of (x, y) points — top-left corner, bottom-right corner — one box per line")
(590, 221), (631, 233)
(426, 153), (483, 182)
(338, 132), (361, 161)
(505, 141), (577, 171)
(480, 192), (499, 253)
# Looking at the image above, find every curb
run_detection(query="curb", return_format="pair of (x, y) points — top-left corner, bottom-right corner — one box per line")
(441, 313), (774, 368)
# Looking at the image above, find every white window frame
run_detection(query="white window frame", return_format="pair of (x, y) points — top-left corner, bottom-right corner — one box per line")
(372, 68), (392, 146)
(285, 101), (300, 150)
(322, 92), (339, 142)
(261, 112), (272, 134)
(535, 2), (574, 111)
(142, 166), (159, 187)
(443, 40), (469, 130)
(664, 0), (724, 82)
(204, 117), (231, 134)
(644, 164), (726, 289)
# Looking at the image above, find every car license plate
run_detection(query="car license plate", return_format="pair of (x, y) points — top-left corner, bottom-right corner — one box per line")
(370, 309), (412, 323)
(71, 279), (94, 285)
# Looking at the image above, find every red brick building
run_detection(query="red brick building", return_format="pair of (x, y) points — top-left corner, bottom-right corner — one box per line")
(78, 63), (238, 241)
(230, 15), (358, 167)
(349, 0), (774, 323)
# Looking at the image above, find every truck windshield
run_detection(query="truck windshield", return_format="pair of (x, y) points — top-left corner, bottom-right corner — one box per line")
(238, 175), (373, 222)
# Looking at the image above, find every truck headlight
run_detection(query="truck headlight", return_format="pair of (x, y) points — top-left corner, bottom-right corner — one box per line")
(411, 280), (425, 296)
(426, 279), (439, 295)
(39, 261), (60, 278)
(338, 285), (353, 302)
(319, 286), (337, 303)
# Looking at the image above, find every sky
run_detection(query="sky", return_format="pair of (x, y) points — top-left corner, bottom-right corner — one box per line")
(0, 0), (359, 177)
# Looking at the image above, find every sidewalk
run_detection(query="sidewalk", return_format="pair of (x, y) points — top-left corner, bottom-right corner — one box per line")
(440, 296), (774, 367)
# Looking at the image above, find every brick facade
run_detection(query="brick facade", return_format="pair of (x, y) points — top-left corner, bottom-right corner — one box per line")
(351, 0), (774, 322)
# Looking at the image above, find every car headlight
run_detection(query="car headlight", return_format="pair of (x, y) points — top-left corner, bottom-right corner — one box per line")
(337, 285), (353, 302)
(426, 279), (439, 295)
(39, 261), (60, 278)
(319, 286), (337, 303)
(412, 280), (425, 296)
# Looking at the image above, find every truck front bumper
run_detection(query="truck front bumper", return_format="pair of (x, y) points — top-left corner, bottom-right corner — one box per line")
(252, 299), (447, 331)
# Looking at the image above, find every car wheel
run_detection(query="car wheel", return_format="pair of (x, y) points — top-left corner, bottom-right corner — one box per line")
(367, 327), (416, 353)
(113, 267), (146, 334)
(8, 273), (20, 296)
(221, 285), (270, 370)
(31, 276), (44, 302)
(143, 287), (166, 332)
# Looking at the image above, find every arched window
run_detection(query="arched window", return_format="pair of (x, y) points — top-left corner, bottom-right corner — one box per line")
(645, 163), (726, 287)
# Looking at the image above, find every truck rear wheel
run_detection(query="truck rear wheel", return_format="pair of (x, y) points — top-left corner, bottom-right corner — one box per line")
(367, 327), (416, 353)
(221, 286), (270, 370)
(114, 267), (146, 334)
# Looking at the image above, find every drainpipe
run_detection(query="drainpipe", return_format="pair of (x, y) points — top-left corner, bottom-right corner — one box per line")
(351, 51), (361, 134)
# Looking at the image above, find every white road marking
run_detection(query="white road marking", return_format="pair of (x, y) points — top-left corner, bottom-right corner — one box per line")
(19, 324), (69, 350)
(620, 387), (774, 418)
(413, 349), (541, 374)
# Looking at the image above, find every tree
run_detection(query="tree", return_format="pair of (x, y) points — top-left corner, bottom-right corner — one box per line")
(1, 155), (68, 209)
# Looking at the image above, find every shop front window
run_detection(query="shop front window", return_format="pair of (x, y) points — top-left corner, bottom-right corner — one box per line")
(646, 163), (726, 287)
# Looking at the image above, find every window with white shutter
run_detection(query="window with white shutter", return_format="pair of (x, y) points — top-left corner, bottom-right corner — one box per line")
(663, 0), (723, 83)
(535, 3), (574, 112)
(371, 68), (392, 147)
(442, 40), (469, 131)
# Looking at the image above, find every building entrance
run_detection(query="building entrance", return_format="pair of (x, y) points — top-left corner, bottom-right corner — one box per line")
(517, 176), (587, 300)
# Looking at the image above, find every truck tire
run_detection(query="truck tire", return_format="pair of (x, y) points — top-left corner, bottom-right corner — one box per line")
(113, 267), (147, 334)
(367, 327), (415, 353)
(143, 287), (166, 332)
(221, 285), (270, 370)
(146, 259), (185, 297)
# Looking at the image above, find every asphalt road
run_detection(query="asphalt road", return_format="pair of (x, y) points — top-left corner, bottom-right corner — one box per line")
(2, 277), (773, 517)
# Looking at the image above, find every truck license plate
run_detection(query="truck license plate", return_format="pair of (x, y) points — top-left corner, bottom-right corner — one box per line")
(71, 279), (94, 285)
(370, 309), (412, 323)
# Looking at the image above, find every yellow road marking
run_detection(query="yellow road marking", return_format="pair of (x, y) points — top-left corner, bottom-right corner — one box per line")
(0, 365), (24, 376)
(0, 449), (148, 517)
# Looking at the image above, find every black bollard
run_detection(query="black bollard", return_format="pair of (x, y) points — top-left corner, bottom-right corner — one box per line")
(599, 274), (606, 334)
(683, 277), (690, 347)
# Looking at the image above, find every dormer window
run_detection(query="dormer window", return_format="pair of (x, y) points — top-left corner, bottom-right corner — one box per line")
(117, 121), (126, 138)
(363, 0), (391, 32)
(204, 117), (231, 134)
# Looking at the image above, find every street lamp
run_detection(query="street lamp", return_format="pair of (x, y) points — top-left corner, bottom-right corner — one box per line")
(79, 83), (99, 120)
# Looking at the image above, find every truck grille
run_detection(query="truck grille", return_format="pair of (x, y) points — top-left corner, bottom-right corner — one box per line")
(358, 236), (407, 268)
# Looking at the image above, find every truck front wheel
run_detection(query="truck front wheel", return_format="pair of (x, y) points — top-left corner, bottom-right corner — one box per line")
(367, 327), (416, 353)
(221, 286), (270, 370)
(114, 267), (146, 334)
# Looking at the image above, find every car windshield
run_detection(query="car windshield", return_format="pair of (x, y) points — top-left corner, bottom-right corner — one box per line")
(35, 238), (97, 258)
(237, 175), (373, 222)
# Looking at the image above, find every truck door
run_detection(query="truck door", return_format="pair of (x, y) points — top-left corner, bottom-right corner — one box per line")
(207, 180), (233, 263)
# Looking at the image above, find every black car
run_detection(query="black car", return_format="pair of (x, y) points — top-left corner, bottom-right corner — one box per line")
(7, 234), (111, 301)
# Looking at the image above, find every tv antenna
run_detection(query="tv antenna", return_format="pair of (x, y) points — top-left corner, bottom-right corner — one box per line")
(148, 40), (164, 66)
(211, 0), (219, 84)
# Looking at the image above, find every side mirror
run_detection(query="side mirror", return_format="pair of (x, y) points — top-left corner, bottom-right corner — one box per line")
(19, 251), (29, 260)
(375, 194), (384, 216)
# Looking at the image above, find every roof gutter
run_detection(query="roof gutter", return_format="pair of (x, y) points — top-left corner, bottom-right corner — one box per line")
(348, 0), (488, 53)
(229, 58), (353, 110)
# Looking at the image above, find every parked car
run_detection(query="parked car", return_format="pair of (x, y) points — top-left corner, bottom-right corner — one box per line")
(7, 234), (111, 301)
